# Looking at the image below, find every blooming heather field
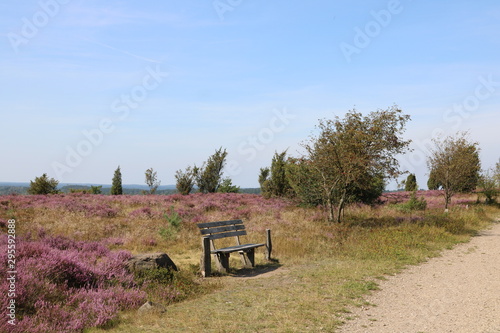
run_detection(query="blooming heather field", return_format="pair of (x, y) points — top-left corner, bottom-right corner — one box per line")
(0, 193), (288, 332)
(0, 191), (495, 332)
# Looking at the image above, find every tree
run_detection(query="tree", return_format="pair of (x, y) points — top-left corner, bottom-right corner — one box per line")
(28, 173), (59, 194)
(478, 169), (498, 204)
(90, 185), (102, 194)
(175, 166), (197, 195)
(303, 106), (411, 222)
(350, 172), (386, 205)
(427, 169), (442, 190)
(495, 159), (500, 186)
(145, 167), (161, 194)
(403, 173), (418, 192)
(110, 166), (123, 195)
(285, 157), (324, 206)
(259, 150), (292, 198)
(217, 178), (240, 193)
(258, 167), (271, 197)
(197, 147), (228, 193)
(427, 132), (481, 210)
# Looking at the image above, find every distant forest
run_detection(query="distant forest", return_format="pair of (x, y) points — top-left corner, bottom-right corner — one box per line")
(0, 184), (260, 196)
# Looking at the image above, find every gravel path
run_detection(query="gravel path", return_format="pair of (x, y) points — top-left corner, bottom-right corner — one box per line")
(339, 221), (500, 333)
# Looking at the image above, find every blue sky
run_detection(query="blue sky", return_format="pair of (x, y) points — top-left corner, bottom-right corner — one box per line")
(1, 0), (499, 188)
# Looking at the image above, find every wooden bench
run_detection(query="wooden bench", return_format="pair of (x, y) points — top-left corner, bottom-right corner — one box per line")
(197, 219), (272, 277)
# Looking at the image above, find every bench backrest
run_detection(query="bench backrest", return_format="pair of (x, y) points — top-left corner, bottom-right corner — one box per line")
(197, 219), (246, 249)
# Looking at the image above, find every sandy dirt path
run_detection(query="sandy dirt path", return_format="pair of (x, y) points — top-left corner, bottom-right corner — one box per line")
(339, 221), (500, 333)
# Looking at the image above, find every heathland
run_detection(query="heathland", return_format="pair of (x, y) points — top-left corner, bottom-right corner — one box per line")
(0, 191), (498, 332)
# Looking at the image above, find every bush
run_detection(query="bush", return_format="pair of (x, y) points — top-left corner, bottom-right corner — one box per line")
(28, 174), (59, 195)
(159, 207), (182, 241)
(134, 267), (205, 305)
(395, 192), (427, 213)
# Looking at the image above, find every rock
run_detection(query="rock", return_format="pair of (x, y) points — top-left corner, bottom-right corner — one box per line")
(138, 301), (166, 313)
(127, 252), (178, 273)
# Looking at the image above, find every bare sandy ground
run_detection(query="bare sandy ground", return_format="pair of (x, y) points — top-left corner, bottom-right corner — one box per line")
(339, 220), (500, 333)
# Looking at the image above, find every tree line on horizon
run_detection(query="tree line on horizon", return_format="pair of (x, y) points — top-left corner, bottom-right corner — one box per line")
(24, 105), (499, 222)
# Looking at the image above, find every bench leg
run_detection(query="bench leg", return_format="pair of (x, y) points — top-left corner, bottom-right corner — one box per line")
(266, 229), (272, 261)
(215, 253), (230, 273)
(201, 237), (211, 277)
(239, 249), (255, 268)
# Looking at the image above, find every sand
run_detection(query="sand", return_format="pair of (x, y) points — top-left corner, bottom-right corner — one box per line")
(339, 220), (500, 333)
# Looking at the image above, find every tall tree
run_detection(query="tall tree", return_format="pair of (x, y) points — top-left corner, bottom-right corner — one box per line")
(145, 167), (161, 194)
(427, 132), (481, 210)
(427, 169), (442, 190)
(110, 166), (123, 195)
(404, 173), (418, 192)
(258, 167), (271, 197)
(28, 173), (59, 194)
(259, 150), (292, 198)
(304, 106), (411, 222)
(197, 147), (228, 193)
(175, 166), (197, 195)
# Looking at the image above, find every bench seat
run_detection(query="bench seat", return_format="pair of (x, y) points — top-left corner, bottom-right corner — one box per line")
(212, 243), (265, 254)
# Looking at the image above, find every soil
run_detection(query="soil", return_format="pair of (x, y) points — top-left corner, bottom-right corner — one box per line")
(339, 220), (500, 333)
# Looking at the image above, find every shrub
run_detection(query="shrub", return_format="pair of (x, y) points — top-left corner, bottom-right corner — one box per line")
(134, 267), (206, 305)
(28, 174), (59, 195)
(395, 192), (427, 213)
(159, 207), (182, 241)
(175, 166), (197, 195)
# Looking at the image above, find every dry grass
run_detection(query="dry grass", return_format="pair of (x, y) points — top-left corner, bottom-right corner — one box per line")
(2, 192), (498, 332)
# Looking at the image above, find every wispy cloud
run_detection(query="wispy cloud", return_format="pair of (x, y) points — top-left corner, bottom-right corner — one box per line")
(82, 38), (163, 64)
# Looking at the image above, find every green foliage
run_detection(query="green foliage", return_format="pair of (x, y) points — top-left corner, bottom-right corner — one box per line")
(495, 159), (500, 187)
(90, 185), (102, 194)
(285, 157), (323, 206)
(395, 192), (427, 213)
(133, 266), (207, 306)
(404, 173), (418, 192)
(259, 150), (292, 198)
(258, 167), (271, 196)
(427, 132), (481, 209)
(349, 172), (386, 205)
(164, 206), (182, 229)
(67, 185), (102, 194)
(110, 166), (123, 195)
(197, 147), (228, 193)
(303, 106), (411, 222)
(217, 178), (240, 193)
(427, 169), (442, 190)
(159, 206), (182, 240)
(145, 167), (161, 194)
(28, 173), (59, 194)
(479, 169), (498, 204)
(134, 267), (174, 286)
(175, 166), (197, 195)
